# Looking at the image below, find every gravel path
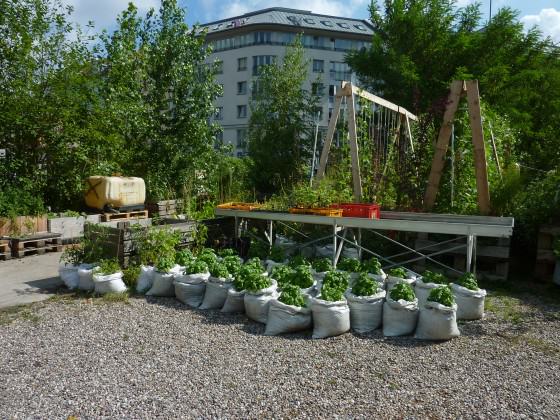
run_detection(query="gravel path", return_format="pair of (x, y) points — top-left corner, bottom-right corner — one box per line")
(1, 293), (559, 419)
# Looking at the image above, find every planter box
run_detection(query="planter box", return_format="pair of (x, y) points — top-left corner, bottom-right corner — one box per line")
(48, 215), (101, 242)
(0, 215), (48, 237)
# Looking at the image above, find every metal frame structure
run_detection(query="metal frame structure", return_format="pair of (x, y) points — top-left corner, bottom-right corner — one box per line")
(214, 208), (514, 276)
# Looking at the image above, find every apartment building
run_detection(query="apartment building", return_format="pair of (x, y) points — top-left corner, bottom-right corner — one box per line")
(200, 7), (374, 156)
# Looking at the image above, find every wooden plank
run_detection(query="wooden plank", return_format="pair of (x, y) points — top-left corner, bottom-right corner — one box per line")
(348, 85), (418, 121)
(465, 80), (491, 215)
(346, 85), (363, 202)
(315, 94), (343, 182)
(423, 80), (464, 211)
(406, 115), (414, 152)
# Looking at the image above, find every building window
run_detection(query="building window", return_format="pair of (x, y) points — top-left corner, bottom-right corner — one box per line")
(330, 61), (352, 81)
(238, 57), (247, 71)
(214, 130), (224, 148)
(237, 81), (247, 95)
(313, 106), (323, 120)
(251, 80), (263, 99)
(252, 55), (276, 75)
(254, 31), (271, 44)
(237, 128), (247, 148)
(214, 106), (223, 120)
(312, 82), (325, 96)
(214, 60), (223, 74)
(237, 105), (247, 119)
(312, 59), (324, 73)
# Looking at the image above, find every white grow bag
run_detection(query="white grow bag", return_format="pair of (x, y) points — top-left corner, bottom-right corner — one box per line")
(311, 297), (350, 339)
(221, 288), (246, 313)
(264, 299), (312, 336)
(146, 271), (175, 297)
(450, 283), (486, 320)
(174, 272), (209, 308)
(59, 263), (79, 290)
(199, 277), (233, 310)
(414, 280), (442, 308)
(93, 272), (127, 294)
(386, 275), (416, 292)
(136, 265), (155, 293)
(244, 280), (278, 324)
(382, 296), (419, 337)
(78, 264), (95, 291)
(415, 301), (460, 341)
(346, 290), (386, 333)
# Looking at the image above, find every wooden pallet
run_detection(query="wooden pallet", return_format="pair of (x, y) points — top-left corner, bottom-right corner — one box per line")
(0, 240), (11, 261)
(101, 210), (148, 222)
(8, 234), (62, 258)
(146, 199), (183, 217)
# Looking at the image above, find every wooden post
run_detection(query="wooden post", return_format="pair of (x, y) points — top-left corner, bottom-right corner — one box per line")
(315, 95), (342, 182)
(423, 80), (464, 211)
(465, 80), (491, 215)
(346, 85), (363, 202)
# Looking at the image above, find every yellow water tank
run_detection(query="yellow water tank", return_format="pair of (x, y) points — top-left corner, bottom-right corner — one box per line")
(84, 176), (146, 211)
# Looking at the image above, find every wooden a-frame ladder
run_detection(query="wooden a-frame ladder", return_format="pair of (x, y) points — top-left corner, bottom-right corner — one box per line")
(423, 80), (491, 215)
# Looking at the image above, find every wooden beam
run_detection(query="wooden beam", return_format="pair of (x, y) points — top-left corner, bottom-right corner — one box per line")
(315, 94), (342, 182)
(465, 80), (491, 215)
(346, 85), (363, 202)
(423, 80), (464, 211)
(405, 115), (414, 152)
(347, 85), (418, 121)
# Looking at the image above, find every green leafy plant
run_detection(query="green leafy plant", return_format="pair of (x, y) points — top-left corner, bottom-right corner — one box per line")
(352, 273), (381, 297)
(218, 248), (236, 257)
(155, 255), (175, 273)
(337, 258), (362, 272)
(209, 261), (229, 279)
(362, 257), (382, 275)
(247, 240), (269, 260)
(320, 285), (345, 302)
(388, 267), (408, 278)
(312, 257), (333, 273)
(135, 226), (181, 266)
(123, 265), (141, 288)
(288, 255), (311, 269)
(60, 246), (85, 266)
(244, 257), (265, 272)
(456, 272), (479, 291)
(244, 272), (272, 293)
(271, 264), (295, 288)
(278, 284), (306, 307)
(233, 264), (261, 291)
(198, 248), (218, 265)
(421, 270), (448, 285)
(97, 259), (121, 276)
(389, 283), (416, 302)
(289, 265), (314, 289)
(223, 255), (242, 276)
(268, 246), (286, 262)
(322, 271), (349, 293)
(184, 259), (209, 275)
(175, 249), (194, 266)
(428, 285), (455, 307)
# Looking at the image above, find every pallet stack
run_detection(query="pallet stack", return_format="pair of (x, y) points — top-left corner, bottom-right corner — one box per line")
(534, 225), (559, 281)
(146, 200), (183, 218)
(8, 234), (63, 258)
(101, 210), (148, 222)
(0, 240), (10, 261)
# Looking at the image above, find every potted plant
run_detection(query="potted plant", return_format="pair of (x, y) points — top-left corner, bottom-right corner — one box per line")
(92, 259), (127, 295)
(288, 265), (315, 295)
(244, 257), (266, 275)
(223, 255), (243, 277)
(199, 261), (232, 310)
(146, 255), (176, 297)
(174, 259), (210, 308)
(270, 264), (295, 289)
(415, 285), (460, 341)
(59, 246), (84, 290)
(450, 273), (487, 320)
(197, 248), (218, 265)
(265, 284), (312, 336)
(361, 257), (386, 283)
(243, 270), (277, 324)
(415, 270), (449, 307)
(288, 255), (312, 269)
(311, 271), (350, 339)
(265, 245), (287, 273)
(382, 283), (419, 337)
(222, 264), (256, 313)
(337, 257), (362, 273)
(311, 257), (333, 281)
(386, 266), (416, 291)
(345, 272), (386, 333)
(175, 249), (194, 268)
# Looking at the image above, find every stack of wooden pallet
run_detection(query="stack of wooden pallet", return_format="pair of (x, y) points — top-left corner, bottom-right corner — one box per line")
(4, 233), (63, 258)
(146, 199), (183, 217)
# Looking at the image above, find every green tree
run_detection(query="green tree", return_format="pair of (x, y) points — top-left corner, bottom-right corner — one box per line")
(248, 38), (319, 195)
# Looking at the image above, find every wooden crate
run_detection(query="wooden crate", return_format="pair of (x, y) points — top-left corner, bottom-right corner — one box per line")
(146, 200), (183, 217)
(101, 210), (148, 222)
(0, 240), (11, 261)
(534, 225), (560, 281)
(8, 233), (62, 258)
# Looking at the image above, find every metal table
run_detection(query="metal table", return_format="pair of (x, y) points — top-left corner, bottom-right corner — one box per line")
(214, 208), (514, 275)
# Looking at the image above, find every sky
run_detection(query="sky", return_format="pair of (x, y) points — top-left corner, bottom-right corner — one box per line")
(62, 0), (560, 42)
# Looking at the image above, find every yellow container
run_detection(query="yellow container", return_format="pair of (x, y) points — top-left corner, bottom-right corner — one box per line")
(84, 176), (146, 211)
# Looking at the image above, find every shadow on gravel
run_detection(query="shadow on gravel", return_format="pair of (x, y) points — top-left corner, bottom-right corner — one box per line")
(13, 276), (62, 296)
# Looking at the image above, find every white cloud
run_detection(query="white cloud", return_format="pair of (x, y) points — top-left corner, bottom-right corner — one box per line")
(521, 8), (560, 42)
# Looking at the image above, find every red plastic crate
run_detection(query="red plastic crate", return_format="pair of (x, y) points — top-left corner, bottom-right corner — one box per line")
(330, 203), (380, 219)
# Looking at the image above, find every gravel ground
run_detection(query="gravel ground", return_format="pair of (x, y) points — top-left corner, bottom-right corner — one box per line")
(1, 292), (559, 419)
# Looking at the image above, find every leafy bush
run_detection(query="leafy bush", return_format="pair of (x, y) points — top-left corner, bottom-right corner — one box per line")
(135, 226), (181, 266)
(352, 273), (381, 297)
(123, 265), (141, 288)
(223, 255), (242, 276)
(247, 240), (269, 260)
(60, 246), (85, 266)
(337, 258), (361, 272)
(456, 272), (479, 291)
(288, 255), (311, 268)
(312, 257), (333, 273)
(428, 285), (455, 307)
(209, 261), (229, 279)
(389, 283), (415, 302)
(362, 257), (382, 274)
(322, 271), (349, 293)
(321, 285), (345, 302)
(97, 259), (121, 275)
(268, 246), (286, 262)
(197, 248), (218, 265)
(421, 270), (448, 285)
(0, 185), (45, 218)
(278, 284), (306, 307)
(245, 257), (265, 272)
(218, 248), (236, 257)
(233, 264), (261, 291)
(155, 255), (175, 273)
(387, 267), (408, 278)
(184, 259), (209, 275)
(289, 265), (314, 289)
(271, 264), (295, 288)
(175, 249), (194, 266)
(244, 272), (272, 293)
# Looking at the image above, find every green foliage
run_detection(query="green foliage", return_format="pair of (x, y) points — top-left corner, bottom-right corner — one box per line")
(175, 249), (194, 266)
(0, 185), (45, 218)
(289, 266), (314, 289)
(337, 258), (362, 273)
(320, 285), (345, 302)
(428, 285), (455, 307)
(248, 36), (319, 194)
(123, 265), (141, 288)
(352, 273), (381, 297)
(421, 270), (448, 285)
(268, 246), (286, 263)
(135, 226), (181, 266)
(312, 258), (333, 273)
(97, 259), (121, 275)
(362, 257), (382, 275)
(388, 267), (408, 279)
(247, 240), (269, 260)
(271, 265), (295, 288)
(288, 255), (311, 269)
(278, 284), (306, 308)
(184, 259), (209, 275)
(155, 255), (175, 273)
(233, 264), (261, 291)
(456, 272), (479, 291)
(218, 248), (236, 257)
(322, 271), (349, 294)
(244, 272), (272, 293)
(245, 257), (265, 272)
(223, 255), (242, 276)
(193, 224), (209, 254)
(209, 261), (229, 279)
(197, 248), (218, 265)
(389, 283), (416, 302)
